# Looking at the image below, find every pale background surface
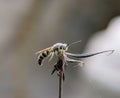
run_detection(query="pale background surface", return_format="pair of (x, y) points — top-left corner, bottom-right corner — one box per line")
(0, 0), (120, 98)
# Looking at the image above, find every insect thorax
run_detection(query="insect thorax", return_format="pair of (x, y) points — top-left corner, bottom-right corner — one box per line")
(52, 43), (68, 55)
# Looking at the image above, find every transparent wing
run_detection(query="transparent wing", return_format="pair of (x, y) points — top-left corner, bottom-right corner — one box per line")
(65, 50), (114, 58)
(35, 47), (52, 55)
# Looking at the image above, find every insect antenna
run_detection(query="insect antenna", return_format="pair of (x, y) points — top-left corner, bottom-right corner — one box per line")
(67, 40), (81, 48)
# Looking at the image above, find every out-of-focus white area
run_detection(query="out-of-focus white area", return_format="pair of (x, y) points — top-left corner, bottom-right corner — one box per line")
(83, 17), (120, 98)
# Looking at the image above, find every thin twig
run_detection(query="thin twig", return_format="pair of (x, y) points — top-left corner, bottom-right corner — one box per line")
(51, 54), (64, 98)
(59, 72), (63, 98)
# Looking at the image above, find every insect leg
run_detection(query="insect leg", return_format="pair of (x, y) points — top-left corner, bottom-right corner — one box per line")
(48, 52), (54, 62)
(64, 54), (84, 65)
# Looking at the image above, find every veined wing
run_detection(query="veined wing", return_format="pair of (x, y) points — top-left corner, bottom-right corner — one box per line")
(35, 46), (52, 55)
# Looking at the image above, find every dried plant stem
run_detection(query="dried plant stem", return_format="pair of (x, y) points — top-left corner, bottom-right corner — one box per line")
(59, 72), (63, 98)
(52, 54), (64, 98)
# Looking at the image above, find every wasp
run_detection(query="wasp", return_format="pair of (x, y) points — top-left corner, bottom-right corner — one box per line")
(35, 40), (82, 66)
(36, 40), (114, 66)
(36, 41), (114, 80)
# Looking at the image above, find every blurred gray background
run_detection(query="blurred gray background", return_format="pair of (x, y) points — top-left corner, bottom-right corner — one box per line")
(0, 0), (120, 98)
